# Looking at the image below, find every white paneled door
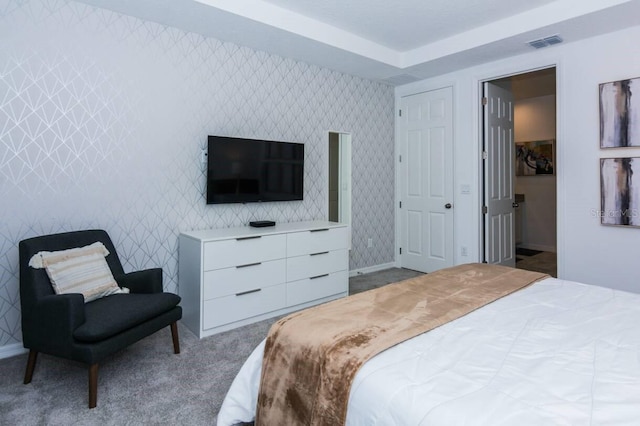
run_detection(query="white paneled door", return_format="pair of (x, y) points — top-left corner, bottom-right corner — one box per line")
(398, 87), (454, 273)
(483, 82), (516, 267)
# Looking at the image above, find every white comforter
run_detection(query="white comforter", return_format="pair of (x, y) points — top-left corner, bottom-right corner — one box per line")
(217, 278), (640, 425)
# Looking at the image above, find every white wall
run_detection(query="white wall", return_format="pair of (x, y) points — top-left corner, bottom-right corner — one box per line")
(515, 95), (556, 141)
(0, 0), (395, 353)
(396, 24), (640, 293)
(514, 95), (557, 252)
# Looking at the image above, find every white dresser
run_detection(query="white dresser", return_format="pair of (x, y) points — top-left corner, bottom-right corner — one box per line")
(178, 221), (349, 338)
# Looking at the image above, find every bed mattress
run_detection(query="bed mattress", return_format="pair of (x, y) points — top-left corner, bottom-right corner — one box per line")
(217, 277), (640, 425)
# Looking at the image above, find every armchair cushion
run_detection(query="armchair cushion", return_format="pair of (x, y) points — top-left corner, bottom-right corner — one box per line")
(73, 293), (181, 342)
(29, 242), (126, 302)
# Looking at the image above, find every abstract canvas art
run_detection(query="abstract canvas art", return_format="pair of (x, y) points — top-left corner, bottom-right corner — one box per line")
(600, 157), (640, 226)
(600, 77), (640, 148)
(515, 140), (554, 176)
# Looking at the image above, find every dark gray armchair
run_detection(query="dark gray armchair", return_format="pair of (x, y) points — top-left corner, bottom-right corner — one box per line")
(19, 229), (182, 408)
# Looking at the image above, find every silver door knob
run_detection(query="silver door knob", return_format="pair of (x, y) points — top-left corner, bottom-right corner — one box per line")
(445, 203), (452, 209)
(512, 202), (519, 208)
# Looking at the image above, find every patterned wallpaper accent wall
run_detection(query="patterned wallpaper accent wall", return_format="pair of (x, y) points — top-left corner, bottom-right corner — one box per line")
(0, 0), (395, 347)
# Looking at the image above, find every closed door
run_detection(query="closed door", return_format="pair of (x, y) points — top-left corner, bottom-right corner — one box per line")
(483, 81), (516, 267)
(398, 87), (454, 273)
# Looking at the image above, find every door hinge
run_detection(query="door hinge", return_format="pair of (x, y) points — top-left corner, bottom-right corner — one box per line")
(482, 205), (488, 214)
(482, 151), (488, 160)
(399, 247), (402, 255)
(399, 109), (402, 117)
(482, 97), (488, 106)
(399, 155), (402, 163)
(399, 201), (402, 208)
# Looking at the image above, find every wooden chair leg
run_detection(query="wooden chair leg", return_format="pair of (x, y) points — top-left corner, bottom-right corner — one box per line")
(24, 350), (38, 384)
(170, 322), (180, 354)
(89, 363), (98, 409)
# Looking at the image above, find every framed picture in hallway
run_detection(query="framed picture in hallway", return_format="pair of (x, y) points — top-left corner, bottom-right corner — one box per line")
(515, 139), (554, 176)
(600, 157), (640, 227)
(600, 76), (640, 148)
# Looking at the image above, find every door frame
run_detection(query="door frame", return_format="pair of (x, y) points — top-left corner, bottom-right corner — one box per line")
(327, 130), (352, 249)
(476, 62), (563, 276)
(394, 84), (457, 272)
(395, 80), (457, 269)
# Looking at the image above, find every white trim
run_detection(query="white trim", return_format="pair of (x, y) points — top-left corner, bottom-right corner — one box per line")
(194, 0), (630, 71)
(326, 130), (352, 250)
(349, 262), (396, 277)
(338, 133), (352, 226)
(194, 0), (399, 65)
(554, 60), (566, 280)
(473, 57), (563, 277)
(0, 343), (27, 360)
(394, 83), (457, 270)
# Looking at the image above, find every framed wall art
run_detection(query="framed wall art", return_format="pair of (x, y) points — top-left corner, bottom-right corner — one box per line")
(599, 77), (640, 148)
(600, 157), (640, 226)
(515, 139), (554, 176)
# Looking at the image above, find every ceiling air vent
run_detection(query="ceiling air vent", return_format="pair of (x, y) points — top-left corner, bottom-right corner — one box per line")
(527, 34), (563, 49)
(544, 35), (563, 45)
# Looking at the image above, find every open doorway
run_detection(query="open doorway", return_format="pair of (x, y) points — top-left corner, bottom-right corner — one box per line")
(483, 68), (557, 277)
(328, 131), (352, 247)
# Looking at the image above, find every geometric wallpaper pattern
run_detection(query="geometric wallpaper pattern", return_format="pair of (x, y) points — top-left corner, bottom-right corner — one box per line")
(0, 0), (395, 347)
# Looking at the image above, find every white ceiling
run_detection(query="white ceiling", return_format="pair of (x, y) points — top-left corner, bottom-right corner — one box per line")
(74, 0), (640, 85)
(259, 0), (559, 51)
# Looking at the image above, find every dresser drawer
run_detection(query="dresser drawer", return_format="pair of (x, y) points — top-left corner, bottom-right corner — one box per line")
(287, 226), (348, 257)
(286, 270), (348, 307)
(203, 259), (286, 300)
(203, 234), (286, 270)
(203, 283), (286, 329)
(286, 249), (348, 282)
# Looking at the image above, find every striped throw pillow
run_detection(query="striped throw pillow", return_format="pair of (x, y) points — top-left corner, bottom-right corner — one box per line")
(29, 242), (126, 302)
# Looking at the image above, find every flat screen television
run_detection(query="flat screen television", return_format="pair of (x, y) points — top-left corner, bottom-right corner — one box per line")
(206, 135), (304, 204)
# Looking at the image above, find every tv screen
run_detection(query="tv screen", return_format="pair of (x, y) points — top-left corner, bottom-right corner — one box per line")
(207, 136), (304, 204)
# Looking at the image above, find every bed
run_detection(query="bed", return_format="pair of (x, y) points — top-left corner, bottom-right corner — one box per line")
(217, 267), (640, 425)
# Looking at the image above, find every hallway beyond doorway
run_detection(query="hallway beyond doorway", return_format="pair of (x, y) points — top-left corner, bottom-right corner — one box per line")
(516, 249), (556, 277)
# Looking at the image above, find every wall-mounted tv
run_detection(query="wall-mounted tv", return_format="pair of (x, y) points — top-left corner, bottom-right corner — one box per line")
(207, 135), (304, 204)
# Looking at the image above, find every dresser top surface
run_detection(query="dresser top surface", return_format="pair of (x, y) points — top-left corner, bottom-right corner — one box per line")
(180, 220), (347, 242)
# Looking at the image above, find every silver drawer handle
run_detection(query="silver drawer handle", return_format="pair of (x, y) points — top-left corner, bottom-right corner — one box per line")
(310, 228), (329, 233)
(310, 273), (329, 280)
(236, 288), (261, 296)
(236, 236), (262, 241)
(236, 262), (262, 269)
(310, 251), (329, 256)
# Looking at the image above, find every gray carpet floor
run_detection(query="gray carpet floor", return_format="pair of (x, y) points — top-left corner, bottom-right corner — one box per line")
(0, 267), (422, 426)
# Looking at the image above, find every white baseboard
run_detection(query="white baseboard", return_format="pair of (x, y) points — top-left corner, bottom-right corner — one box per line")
(349, 262), (396, 277)
(0, 342), (27, 360)
(517, 244), (556, 253)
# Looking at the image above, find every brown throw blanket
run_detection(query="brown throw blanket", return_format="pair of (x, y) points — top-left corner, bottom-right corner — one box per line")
(256, 263), (548, 426)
